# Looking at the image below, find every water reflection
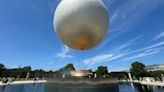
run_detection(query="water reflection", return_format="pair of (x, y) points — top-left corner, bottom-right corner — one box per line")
(0, 83), (45, 92)
(119, 83), (164, 92)
(45, 83), (119, 92)
(0, 83), (164, 92)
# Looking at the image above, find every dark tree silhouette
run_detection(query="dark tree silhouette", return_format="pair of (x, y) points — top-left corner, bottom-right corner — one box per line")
(130, 61), (147, 79)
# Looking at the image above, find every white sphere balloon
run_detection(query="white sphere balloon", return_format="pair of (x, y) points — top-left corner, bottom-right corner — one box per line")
(54, 0), (109, 50)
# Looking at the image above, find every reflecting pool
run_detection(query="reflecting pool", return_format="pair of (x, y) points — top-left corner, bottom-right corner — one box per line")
(0, 82), (164, 92)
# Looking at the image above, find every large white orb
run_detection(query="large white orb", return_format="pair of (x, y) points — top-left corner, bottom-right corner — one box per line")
(54, 0), (109, 50)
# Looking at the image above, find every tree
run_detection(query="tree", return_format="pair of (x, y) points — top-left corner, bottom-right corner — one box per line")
(149, 70), (164, 81)
(0, 64), (6, 77)
(88, 69), (92, 72)
(149, 71), (164, 77)
(32, 69), (45, 78)
(110, 72), (128, 79)
(0, 64), (5, 69)
(96, 66), (108, 78)
(64, 63), (75, 70)
(23, 66), (31, 72)
(21, 66), (32, 78)
(130, 62), (147, 79)
(0, 64), (57, 78)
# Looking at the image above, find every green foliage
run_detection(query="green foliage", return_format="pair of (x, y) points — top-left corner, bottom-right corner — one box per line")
(31, 69), (45, 78)
(0, 64), (55, 78)
(1, 62), (164, 79)
(22, 66), (31, 72)
(88, 69), (92, 72)
(149, 70), (164, 77)
(0, 63), (76, 78)
(96, 66), (108, 77)
(130, 61), (148, 79)
(0, 64), (6, 77)
(2, 66), (32, 78)
(53, 63), (76, 78)
(64, 63), (75, 70)
(110, 72), (128, 79)
(0, 64), (5, 69)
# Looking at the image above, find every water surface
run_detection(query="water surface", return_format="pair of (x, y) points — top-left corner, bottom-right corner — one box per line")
(0, 82), (164, 92)
(119, 83), (164, 92)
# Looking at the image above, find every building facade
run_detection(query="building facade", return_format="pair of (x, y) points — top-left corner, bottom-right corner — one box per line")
(146, 64), (164, 71)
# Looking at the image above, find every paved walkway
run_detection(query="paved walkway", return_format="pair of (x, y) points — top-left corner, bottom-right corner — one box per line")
(120, 80), (164, 87)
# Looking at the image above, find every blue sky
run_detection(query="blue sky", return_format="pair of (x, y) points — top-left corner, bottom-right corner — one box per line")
(0, 0), (164, 71)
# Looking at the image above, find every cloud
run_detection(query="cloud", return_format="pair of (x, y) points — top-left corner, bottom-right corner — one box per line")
(110, 0), (163, 32)
(123, 48), (161, 61)
(56, 45), (74, 59)
(12, 65), (19, 68)
(119, 41), (164, 61)
(110, 67), (129, 72)
(28, 1), (48, 16)
(83, 43), (131, 66)
(154, 32), (164, 40)
(132, 41), (164, 53)
(121, 41), (164, 61)
(83, 39), (164, 67)
(115, 35), (142, 51)
(110, 11), (119, 24)
(83, 36), (142, 66)
(46, 45), (74, 65)
(83, 53), (113, 65)
(102, 0), (164, 45)
(6, 65), (20, 69)
(83, 52), (128, 66)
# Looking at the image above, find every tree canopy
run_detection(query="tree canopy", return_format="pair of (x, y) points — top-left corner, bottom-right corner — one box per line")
(96, 66), (108, 77)
(130, 61), (148, 79)
(64, 63), (75, 70)
(0, 64), (6, 77)
(0, 64), (5, 69)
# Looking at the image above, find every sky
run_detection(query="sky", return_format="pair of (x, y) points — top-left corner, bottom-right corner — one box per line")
(0, 0), (164, 71)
